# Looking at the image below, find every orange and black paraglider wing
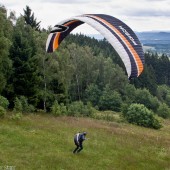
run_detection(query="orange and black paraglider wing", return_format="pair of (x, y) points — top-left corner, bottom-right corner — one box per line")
(46, 14), (144, 78)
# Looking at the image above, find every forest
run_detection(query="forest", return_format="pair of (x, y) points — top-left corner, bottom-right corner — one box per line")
(0, 5), (170, 129)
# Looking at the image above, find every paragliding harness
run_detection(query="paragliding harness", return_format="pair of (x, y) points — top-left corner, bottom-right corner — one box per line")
(73, 132), (86, 153)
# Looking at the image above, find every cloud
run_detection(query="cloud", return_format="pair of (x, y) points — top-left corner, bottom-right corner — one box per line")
(1, 0), (170, 33)
(143, 0), (167, 1)
(124, 8), (170, 17)
(41, 0), (88, 4)
(111, 0), (170, 18)
(41, 0), (112, 4)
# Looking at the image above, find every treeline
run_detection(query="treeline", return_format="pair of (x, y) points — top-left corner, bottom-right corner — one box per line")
(0, 5), (170, 127)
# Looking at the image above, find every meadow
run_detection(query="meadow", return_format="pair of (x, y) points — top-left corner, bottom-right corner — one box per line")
(0, 113), (170, 170)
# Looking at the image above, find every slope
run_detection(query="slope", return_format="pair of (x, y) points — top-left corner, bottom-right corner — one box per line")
(0, 114), (170, 170)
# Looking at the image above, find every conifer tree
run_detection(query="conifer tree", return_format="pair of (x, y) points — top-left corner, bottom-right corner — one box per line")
(23, 5), (41, 31)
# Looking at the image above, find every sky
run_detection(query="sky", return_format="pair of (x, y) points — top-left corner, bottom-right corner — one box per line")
(1, 0), (170, 35)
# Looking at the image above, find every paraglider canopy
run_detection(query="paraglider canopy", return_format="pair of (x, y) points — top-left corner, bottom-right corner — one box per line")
(46, 14), (144, 79)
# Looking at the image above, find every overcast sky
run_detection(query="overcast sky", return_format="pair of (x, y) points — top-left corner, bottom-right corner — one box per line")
(1, 0), (170, 34)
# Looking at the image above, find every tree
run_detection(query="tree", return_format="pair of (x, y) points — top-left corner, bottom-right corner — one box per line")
(135, 88), (160, 112)
(0, 6), (13, 94)
(99, 85), (122, 111)
(131, 65), (157, 95)
(33, 30), (59, 110)
(85, 84), (101, 107)
(157, 103), (170, 119)
(121, 84), (137, 104)
(157, 85), (170, 102)
(23, 6), (41, 31)
(9, 17), (39, 105)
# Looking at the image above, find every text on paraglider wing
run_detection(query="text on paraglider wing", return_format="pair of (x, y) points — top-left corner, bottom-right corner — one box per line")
(119, 26), (138, 46)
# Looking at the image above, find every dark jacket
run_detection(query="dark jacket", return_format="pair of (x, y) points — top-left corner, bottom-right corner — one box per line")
(74, 133), (86, 144)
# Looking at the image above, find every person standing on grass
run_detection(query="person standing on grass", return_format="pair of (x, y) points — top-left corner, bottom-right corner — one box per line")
(73, 132), (87, 153)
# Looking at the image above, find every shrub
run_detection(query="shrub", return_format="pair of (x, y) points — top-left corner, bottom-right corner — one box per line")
(92, 111), (121, 122)
(67, 101), (83, 117)
(11, 112), (23, 121)
(13, 96), (35, 113)
(121, 103), (129, 115)
(122, 84), (137, 104)
(67, 101), (94, 117)
(0, 95), (9, 109)
(157, 103), (170, 119)
(99, 86), (122, 112)
(19, 96), (35, 113)
(13, 97), (23, 112)
(85, 84), (101, 106)
(0, 106), (6, 118)
(51, 101), (67, 116)
(123, 103), (162, 129)
(135, 88), (160, 112)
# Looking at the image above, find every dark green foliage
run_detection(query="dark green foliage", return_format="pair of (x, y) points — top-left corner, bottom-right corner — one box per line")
(51, 101), (94, 117)
(65, 34), (122, 65)
(67, 101), (94, 117)
(0, 106), (6, 118)
(156, 85), (170, 107)
(85, 84), (101, 106)
(99, 85), (122, 112)
(1, 5), (170, 122)
(23, 6), (41, 31)
(13, 96), (35, 113)
(157, 103), (170, 119)
(51, 101), (67, 116)
(157, 85), (169, 101)
(121, 103), (129, 115)
(135, 88), (160, 112)
(123, 103), (162, 129)
(19, 96), (35, 113)
(121, 84), (137, 104)
(131, 53), (170, 97)
(9, 17), (40, 105)
(0, 7), (13, 93)
(0, 95), (9, 109)
(131, 65), (157, 95)
(13, 97), (23, 112)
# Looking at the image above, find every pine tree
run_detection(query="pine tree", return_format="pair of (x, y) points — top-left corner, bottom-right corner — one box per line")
(23, 6), (41, 31)
(9, 17), (39, 105)
(0, 6), (13, 94)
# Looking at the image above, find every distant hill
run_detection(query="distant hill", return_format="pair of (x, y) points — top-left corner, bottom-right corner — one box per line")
(136, 32), (170, 56)
(88, 31), (170, 56)
(137, 31), (170, 41)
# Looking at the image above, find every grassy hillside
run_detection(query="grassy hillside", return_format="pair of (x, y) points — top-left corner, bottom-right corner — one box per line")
(0, 113), (170, 170)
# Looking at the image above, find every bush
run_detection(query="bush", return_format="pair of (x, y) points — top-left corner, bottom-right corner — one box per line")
(0, 95), (9, 109)
(0, 106), (6, 118)
(157, 103), (170, 119)
(92, 111), (121, 122)
(51, 101), (67, 116)
(67, 101), (94, 117)
(13, 97), (23, 112)
(123, 103), (162, 129)
(85, 84), (101, 106)
(19, 96), (35, 113)
(11, 112), (23, 121)
(13, 96), (35, 113)
(99, 86), (122, 111)
(121, 103), (129, 115)
(135, 88), (160, 112)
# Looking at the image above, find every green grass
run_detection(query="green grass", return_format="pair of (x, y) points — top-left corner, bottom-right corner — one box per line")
(0, 113), (170, 170)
